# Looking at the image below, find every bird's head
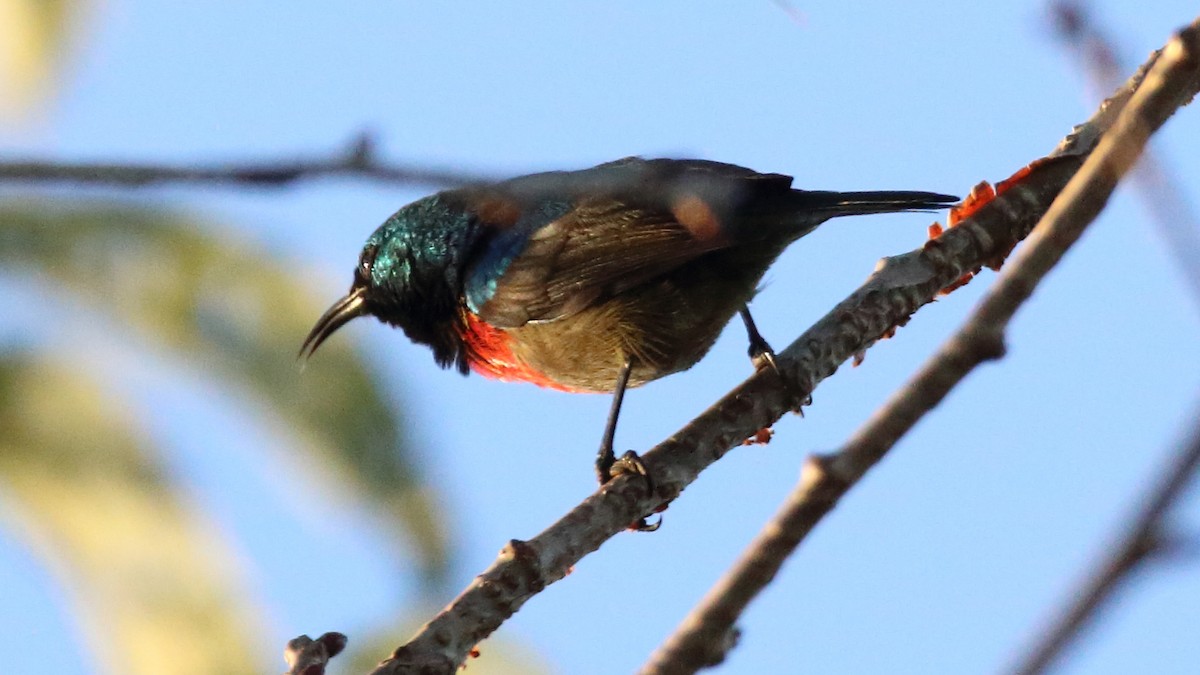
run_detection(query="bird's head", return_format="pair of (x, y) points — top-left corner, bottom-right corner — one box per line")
(300, 195), (478, 372)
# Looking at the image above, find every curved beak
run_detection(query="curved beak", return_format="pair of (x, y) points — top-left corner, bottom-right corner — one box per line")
(299, 285), (367, 360)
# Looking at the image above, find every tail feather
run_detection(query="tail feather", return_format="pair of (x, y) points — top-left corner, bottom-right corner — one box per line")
(789, 189), (959, 215)
(788, 189), (960, 216)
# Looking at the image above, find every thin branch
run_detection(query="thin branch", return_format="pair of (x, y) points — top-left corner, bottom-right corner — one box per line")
(284, 633), (347, 675)
(1051, 1), (1200, 312)
(1008, 401), (1200, 675)
(638, 15), (1200, 673)
(0, 134), (494, 189)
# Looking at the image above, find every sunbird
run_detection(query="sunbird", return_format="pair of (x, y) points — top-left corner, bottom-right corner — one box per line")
(302, 157), (955, 489)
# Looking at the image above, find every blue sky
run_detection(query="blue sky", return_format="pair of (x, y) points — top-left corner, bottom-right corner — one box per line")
(2, 2), (1199, 674)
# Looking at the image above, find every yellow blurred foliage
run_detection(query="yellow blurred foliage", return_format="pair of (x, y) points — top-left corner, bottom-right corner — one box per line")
(0, 0), (75, 121)
(0, 355), (266, 675)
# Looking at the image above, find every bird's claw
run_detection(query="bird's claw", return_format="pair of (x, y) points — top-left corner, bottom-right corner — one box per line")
(608, 449), (650, 480)
(629, 514), (662, 532)
(596, 450), (661, 532)
(747, 338), (807, 413)
(747, 334), (779, 373)
(741, 307), (804, 410)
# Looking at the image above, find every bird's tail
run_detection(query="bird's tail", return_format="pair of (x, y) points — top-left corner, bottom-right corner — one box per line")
(786, 190), (959, 217)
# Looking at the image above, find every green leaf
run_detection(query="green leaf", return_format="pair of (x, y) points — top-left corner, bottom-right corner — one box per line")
(0, 199), (451, 584)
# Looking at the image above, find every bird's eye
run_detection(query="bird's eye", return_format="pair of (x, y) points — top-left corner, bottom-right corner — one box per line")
(357, 243), (379, 282)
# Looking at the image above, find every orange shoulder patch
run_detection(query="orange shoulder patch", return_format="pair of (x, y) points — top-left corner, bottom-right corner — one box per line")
(671, 195), (725, 244)
(473, 195), (523, 228)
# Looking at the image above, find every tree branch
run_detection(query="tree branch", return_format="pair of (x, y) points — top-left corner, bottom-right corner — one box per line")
(638, 15), (1200, 673)
(284, 633), (347, 675)
(0, 134), (494, 189)
(1008, 401), (1200, 675)
(1051, 0), (1200, 311)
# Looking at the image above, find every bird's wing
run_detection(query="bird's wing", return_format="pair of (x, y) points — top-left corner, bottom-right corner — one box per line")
(458, 158), (800, 328)
(462, 196), (733, 327)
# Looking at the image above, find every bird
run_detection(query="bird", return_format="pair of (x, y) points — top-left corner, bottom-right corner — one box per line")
(301, 157), (956, 492)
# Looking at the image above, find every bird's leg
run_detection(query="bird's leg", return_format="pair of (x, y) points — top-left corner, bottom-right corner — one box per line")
(596, 356), (639, 482)
(740, 305), (808, 411)
(740, 306), (778, 372)
(595, 356), (659, 531)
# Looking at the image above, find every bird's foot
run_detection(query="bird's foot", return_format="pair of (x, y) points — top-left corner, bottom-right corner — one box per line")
(595, 449), (661, 532)
(740, 307), (804, 410)
(747, 335), (809, 413)
(746, 332), (779, 373)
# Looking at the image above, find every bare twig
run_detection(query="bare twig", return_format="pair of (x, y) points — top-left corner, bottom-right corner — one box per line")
(0, 134), (494, 189)
(284, 633), (347, 675)
(1052, 0), (1200, 311)
(1008, 403), (1200, 675)
(638, 15), (1200, 674)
